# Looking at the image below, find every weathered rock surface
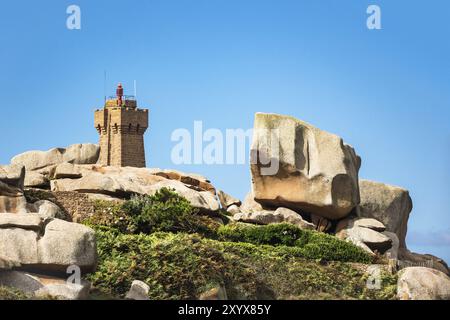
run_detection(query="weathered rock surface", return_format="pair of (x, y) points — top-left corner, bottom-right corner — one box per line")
(0, 256), (21, 270)
(397, 267), (450, 300)
(240, 191), (265, 213)
(145, 180), (220, 213)
(0, 184), (28, 213)
(250, 113), (361, 220)
(0, 165), (28, 213)
(11, 144), (100, 171)
(218, 190), (241, 209)
(0, 213), (43, 230)
(32, 200), (65, 220)
(358, 180), (412, 248)
(382, 231), (400, 260)
(63, 144), (100, 165)
(353, 218), (386, 232)
(50, 165), (220, 213)
(226, 204), (241, 215)
(148, 168), (216, 194)
(234, 207), (315, 230)
(336, 218), (392, 254)
(0, 215), (97, 274)
(125, 280), (150, 300)
(24, 171), (49, 188)
(398, 248), (449, 276)
(0, 164), (25, 189)
(53, 162), (82, 179)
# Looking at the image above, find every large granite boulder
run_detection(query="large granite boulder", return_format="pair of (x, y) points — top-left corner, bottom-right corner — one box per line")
(357, 180), (412, 248)
(63, 144), (100, 165)
(397, 267), (450, 300)
(0, 213), (97, 274)
(10, 144), (99, 188)
(250, 113), (360, 220)
(11, 144), (100, 171)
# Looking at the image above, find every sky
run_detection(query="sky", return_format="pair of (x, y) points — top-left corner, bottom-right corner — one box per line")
(0, 0), (449, 263)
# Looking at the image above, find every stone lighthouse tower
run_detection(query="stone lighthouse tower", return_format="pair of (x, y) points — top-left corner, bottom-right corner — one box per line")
(94, 84), (148, 167)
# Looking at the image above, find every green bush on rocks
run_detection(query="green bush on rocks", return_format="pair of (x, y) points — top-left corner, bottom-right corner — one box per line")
(217, 223), (373, 263)
(87, 188), (220, 237)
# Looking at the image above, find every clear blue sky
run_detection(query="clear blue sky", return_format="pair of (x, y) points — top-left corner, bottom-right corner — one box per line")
(1, 1), (449, 263)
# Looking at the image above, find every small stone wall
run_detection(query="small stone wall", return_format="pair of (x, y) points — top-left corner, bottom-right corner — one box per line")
(25, 189), (97, 222)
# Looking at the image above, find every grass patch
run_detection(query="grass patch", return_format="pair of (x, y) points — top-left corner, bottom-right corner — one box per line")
(0, 287), (30, 300)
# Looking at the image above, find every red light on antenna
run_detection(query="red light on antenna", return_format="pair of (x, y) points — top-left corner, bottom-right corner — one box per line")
(116, 83), (124, 106)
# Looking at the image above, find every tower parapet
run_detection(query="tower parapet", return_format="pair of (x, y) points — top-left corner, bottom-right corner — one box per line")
(94, 84), (149, 167)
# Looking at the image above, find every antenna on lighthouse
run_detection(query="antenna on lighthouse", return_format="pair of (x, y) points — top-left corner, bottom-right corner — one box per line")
(103, 70), (107, 103)
(134, 80), (137, 100)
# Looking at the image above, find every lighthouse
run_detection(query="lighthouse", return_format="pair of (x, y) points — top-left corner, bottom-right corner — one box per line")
(94, 84), (149, 167)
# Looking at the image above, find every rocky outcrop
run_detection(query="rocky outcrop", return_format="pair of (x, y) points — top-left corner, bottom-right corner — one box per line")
(233, 207), (315, 230)
(49, 165), (220, 213)
(24, 171), (49, 188)
(0, 213), (97, 274)
(144, 180), (220, 213)
(10, 144), (99, 188)
(358, 180), (412, 248)
(250, 113), (360, 220)
(218, 190), (241, 209)
(11, 144), (100, 171)
(383, 231), (400, 260)
(240, 191), (265, 213)
(397, 267), (450, 300)
(149, 169), (216, 194)
(336, 218), (392, 254)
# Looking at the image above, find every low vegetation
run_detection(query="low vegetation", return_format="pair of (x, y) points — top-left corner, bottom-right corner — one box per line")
(84, 188), (397, 300)
(0, 287), (30, 300)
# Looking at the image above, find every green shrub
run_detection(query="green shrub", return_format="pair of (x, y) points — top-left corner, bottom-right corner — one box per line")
(87, 188), (220, 236)
(217, 223), (303, 246)
(217, 223), (372, 263)
(123, 188), (199, 234)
